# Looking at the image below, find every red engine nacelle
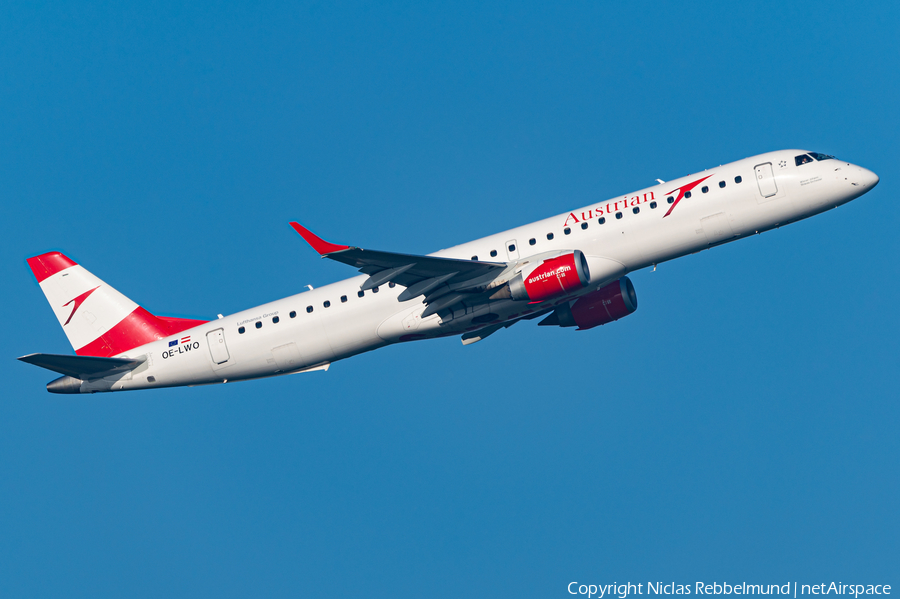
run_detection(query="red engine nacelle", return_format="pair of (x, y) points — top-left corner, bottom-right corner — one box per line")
(538, 276), (638, 330)
(508, 250), (590, 302)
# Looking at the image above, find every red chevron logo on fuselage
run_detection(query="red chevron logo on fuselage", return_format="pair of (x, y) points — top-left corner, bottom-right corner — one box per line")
(62, 286), (100, 326)
(663, 174), (715, 217)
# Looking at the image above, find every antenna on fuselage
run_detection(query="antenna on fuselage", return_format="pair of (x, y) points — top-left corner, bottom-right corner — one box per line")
(656, 179), (665, 184)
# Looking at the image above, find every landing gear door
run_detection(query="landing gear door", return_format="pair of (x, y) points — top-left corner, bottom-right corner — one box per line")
(206, 328), (231, 365)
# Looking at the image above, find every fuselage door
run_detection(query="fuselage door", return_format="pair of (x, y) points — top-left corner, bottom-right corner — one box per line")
(206, 328), (231, 365)
(755, 162), (778, 198)
(505, 239), (520, 261)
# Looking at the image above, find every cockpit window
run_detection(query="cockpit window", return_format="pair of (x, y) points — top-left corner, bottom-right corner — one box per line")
(795, 154), (814, 166)
(808, 152), (835, 161)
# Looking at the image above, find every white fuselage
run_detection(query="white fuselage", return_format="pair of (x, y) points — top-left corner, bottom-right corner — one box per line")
(92, 150), (877, 393)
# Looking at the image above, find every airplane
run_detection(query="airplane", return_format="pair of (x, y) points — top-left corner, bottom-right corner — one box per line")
(19, 150), (879, 394)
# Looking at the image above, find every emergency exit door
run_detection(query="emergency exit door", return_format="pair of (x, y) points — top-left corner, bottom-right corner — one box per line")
(505, 239), (520, 261)
(754, 162), (778, 198)
(206, 328), (231, 365)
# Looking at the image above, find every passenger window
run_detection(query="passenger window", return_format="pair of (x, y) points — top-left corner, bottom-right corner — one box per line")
(272, 316), (279, 323)
(581, 222), (588, 230)
(529, 238), (536, 245)
(564, 227), (571, 235)
(615, 212), (623, 219)
(701, 186), (709, 193)
(471, 255), (478, 261)
(650, 201), (657, 209)
(324, 300), (331, 307)
(795, 154), (814, 166)
(508, 244), (515, 252)
(490, 249), (497, 257)
(307, 305), (313, 313)
(388, 282), (395, 288)
(667, 196), (674, 204)
(719, 181), (726, 188)
(372, 286), (379, 293)
(598, 217), (606, 224)
(238, 326), (245, 334)
(341, 295), (347, 303)
(632, 207), (640, 214)
(255, 321), (262, 329)
(684, 191), (692, 198)
(290, 311), (296, 318)
(547, 233), (554, 240)
(358, 290), (364, 298)
(735, 176), (742, 183)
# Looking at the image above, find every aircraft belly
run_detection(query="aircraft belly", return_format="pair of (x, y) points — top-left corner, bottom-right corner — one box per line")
(319, 306), (383, 355)
(376, 304), (440, 342)
(293, 314), (335, 366)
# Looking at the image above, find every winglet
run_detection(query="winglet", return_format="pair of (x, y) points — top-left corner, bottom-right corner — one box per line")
(289, 222), (351, 255)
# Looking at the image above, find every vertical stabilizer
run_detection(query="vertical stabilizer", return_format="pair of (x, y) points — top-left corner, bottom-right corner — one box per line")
(26, 252), (207, 357)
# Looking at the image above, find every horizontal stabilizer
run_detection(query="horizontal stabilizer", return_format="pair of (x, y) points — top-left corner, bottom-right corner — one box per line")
(18, 353), (145, 379)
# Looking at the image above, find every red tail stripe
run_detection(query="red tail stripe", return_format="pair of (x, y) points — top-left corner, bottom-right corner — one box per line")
(75, 307), (208, 358)
(27, 252), (77, 283)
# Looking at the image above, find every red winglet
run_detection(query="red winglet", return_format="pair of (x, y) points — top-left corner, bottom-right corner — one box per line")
(27, 252), (78, 283)
(289, 222), (351, 255)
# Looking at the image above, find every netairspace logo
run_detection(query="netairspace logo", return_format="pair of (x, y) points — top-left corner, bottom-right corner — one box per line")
(567, 583), (892, 599)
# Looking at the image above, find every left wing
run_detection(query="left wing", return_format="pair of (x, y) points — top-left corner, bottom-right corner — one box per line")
(290, 222), (510, 317)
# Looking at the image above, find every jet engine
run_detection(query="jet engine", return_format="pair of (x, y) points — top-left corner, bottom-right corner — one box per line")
(508, 250), (590, 302)
(539, 276), (637, 330)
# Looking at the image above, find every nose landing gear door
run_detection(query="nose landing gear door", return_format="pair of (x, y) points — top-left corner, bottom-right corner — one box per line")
(206, 328), (232, 367)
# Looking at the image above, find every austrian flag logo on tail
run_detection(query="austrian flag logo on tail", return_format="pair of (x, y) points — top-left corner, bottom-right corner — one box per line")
(62, 286), (101, 326)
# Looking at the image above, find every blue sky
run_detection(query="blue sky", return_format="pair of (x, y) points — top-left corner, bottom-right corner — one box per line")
(2, 1), (897, 597)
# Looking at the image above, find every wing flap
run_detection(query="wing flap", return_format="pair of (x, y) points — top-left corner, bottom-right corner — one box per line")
(459, 308), (554, 345)
(397, 272), (459, 302)
(361, 263), (416, 291)
(421, 293), (471, 318)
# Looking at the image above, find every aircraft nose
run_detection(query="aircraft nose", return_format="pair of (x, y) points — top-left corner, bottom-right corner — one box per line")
(846, 165), (879, 190)
(860, 167), (879, 188)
